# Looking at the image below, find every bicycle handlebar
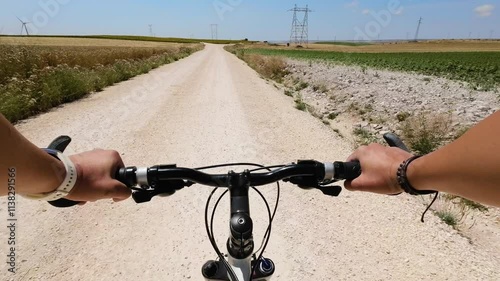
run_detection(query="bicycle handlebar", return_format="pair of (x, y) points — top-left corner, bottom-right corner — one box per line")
(116, 161), (360, 188)
(114, 160), (361, 203)
(45, 132), (409, 208)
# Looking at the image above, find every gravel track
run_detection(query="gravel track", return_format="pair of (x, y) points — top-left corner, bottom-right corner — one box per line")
(1, 44), (498, 281)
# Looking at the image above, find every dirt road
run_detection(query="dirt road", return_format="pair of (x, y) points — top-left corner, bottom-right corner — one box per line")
(2, 44), (498, 280)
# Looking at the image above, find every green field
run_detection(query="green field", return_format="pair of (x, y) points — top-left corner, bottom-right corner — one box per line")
(243, 48), (500, 91)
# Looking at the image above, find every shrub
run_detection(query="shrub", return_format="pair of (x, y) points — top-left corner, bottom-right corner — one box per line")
(399, 112), (452, 155)
(294, 98), (307, 111)
(396, 111), (411, 122)
(353, 127), (377, 145)
(436, 210), (457, 227)
(295, 81), (309, 91)
(327, 112), (338, 120)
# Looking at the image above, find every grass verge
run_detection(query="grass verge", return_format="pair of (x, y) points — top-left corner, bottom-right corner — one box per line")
(225, 45), (289, 82)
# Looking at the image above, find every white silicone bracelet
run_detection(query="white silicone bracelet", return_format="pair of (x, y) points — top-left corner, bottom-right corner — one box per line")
(23, 151), (77, 201)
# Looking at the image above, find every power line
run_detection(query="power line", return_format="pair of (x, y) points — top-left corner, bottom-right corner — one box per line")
(210, 24), (218, 40)
(289, 4), (312, 46)
(149, 24), (154, 37)
(414, 17), (422, 42)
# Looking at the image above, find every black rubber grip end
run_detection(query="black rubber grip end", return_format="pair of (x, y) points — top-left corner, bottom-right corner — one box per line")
(115, 167), (137, 187)
(48, 198), (80, 208)
(334, 161), (361, 180)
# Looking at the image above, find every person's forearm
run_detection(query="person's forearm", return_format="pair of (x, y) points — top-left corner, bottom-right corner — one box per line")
(408, 111), (500, 206)
(0, 114), (65, 196)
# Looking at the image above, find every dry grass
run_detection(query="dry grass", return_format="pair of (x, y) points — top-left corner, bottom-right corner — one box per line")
(429, 193), (489, 229)
(247, 54), (289, 82)
(225, 46), (289, 82)
(0, 42), (202, 122)
(0, 45), (198, 84)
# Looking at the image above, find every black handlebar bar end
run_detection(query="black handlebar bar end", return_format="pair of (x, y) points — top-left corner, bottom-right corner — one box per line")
(334, 161), (361, 181)
(116, 167), (138, 187)
(383, 133), (410, 152)
(48, 198), (81, 208)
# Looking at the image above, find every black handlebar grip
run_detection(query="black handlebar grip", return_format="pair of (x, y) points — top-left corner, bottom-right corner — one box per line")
(334, 161), (361, 180)
(49, 167), (136, 208)
(383, 133), (410, 152)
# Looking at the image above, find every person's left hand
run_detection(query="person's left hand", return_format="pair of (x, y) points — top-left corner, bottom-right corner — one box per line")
(64, 149), (131, 203)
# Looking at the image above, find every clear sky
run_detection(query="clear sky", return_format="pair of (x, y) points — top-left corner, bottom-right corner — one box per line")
(0, 0), (498, 41)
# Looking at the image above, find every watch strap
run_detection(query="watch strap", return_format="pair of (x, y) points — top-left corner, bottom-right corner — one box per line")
(22, 149), (77, 201)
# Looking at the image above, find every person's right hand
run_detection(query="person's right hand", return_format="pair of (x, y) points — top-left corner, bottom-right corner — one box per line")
(63, 149), (131, 203)
(345, 143), (413, 195)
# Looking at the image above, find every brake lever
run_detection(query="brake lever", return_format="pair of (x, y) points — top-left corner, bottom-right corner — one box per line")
(131, 180), (193, 203)
(317, 186), (342, 197)
(283, 177), (342, 197)
(283, 176), (318, 189)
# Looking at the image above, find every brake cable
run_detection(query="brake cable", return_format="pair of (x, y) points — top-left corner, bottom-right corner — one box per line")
(205, 187), (238, 281)
(249, 185), (274, 280)
(420, 192), (439, 223)
(200, 163), (279, 281)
